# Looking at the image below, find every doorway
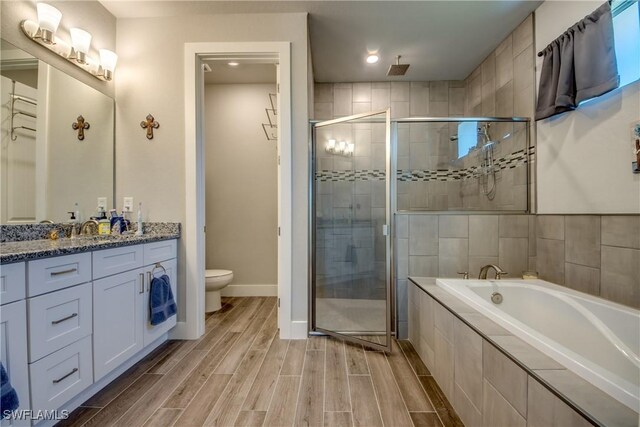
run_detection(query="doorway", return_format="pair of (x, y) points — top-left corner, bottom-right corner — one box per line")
(184, 42), (292, 340)
(309, 109), (393, 351)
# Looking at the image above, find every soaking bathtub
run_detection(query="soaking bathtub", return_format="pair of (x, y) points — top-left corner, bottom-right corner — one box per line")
(435, 278), (640, 412)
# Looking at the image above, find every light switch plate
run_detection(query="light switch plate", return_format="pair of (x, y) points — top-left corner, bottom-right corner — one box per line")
(97, 197), (107, 210)
(123, 197), (134, 212)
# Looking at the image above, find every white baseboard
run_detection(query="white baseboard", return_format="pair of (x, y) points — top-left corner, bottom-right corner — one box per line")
(289, 320), (308, 339)
(221, 284), (278, 297)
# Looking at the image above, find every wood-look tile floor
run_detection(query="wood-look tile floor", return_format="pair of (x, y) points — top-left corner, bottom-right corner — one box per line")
(58, 297), (463, 427)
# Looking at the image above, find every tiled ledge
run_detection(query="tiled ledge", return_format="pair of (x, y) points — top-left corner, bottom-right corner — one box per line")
(409, 276), (639, 427)
(0, 223), (180, 264)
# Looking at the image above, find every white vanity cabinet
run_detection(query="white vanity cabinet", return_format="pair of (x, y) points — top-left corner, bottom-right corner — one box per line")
(0, 299), (30, 427)
(0, 237), (178, 426)
(92, 240), (178, 380)
(93, 269), (145, 381)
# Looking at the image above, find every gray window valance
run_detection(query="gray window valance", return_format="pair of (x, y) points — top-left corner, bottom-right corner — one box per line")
(535, 2), (620, 120)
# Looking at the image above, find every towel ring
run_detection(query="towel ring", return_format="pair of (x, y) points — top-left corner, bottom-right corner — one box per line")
(152, 262), (167, 276)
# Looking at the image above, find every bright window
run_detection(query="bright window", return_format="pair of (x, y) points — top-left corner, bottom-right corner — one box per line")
(612, 0), (640, 87)
(457, 121), (477, 159)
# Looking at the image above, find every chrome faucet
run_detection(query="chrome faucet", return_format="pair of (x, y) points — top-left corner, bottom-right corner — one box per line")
(80, 219), (99, 235)
(478, 264), (507, 280)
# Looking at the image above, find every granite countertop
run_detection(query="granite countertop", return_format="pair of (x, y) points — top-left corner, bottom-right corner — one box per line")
(1, 230), (180, 264)
(409, 276), (639, 427)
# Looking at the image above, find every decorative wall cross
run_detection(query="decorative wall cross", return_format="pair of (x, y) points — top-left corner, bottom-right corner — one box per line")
(140, 114), (160, 140)
(72, 115), (90, 140)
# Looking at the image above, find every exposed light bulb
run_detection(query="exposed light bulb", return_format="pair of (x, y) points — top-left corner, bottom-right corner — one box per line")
(366, 54), (379, 64)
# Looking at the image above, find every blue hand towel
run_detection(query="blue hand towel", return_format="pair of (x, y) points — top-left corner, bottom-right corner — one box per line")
(1, 362), (19, 418)
(149, 274), (177, 326)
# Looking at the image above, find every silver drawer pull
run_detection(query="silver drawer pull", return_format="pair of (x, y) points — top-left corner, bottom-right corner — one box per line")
(51, 313), (78, 325)
(52, 368), (78, 384)
(51, 268), (77, 276)
(139, 273), (144, 294)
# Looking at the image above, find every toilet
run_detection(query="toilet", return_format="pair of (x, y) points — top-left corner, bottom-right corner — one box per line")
(205, 269), (234, 312)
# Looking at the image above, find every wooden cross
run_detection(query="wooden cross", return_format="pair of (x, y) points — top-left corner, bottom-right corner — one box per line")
(140, 114), (160, 140)
(72, 115), (90, 140)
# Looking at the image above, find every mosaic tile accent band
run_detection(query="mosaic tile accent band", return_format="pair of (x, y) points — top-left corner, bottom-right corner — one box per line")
(315, 148), (532, 183)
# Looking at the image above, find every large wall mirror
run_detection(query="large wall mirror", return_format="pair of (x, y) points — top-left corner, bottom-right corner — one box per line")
(1, 39), (114, 224)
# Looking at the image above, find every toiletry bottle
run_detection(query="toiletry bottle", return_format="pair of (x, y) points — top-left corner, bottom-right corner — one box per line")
(97, 206), (111, 235)
(67, 210), (78, 239)
(135, 202), (143, 236)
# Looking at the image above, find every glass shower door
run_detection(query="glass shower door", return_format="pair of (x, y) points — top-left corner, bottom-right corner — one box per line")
(311, 109), (392, 351)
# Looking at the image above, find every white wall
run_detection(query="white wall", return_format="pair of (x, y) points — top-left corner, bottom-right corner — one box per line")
(535, 1), (640, 214)
(204, 84), (277, 288)
(115, 13), (309, 323)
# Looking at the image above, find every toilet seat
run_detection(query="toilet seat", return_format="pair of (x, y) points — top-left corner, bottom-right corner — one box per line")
(206, 269), (232, 278)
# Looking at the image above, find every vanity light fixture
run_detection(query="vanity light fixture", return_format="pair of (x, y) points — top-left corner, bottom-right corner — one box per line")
(366, 54), (379, 64)
(325, 139), (354, 157)
(36, 3), (61, 44)
(70, 28), (92, 64)
(20, 3), (118, 81)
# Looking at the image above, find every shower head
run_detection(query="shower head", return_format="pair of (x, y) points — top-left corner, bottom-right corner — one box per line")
(387, 55), (410, 76)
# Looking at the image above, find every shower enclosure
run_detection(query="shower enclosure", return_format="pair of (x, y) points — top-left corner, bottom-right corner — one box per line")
(310, 113), (530, 350)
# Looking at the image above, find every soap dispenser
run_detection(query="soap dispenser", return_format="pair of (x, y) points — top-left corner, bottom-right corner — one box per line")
(97, 206), (110, 235)
(67, 210), (78, 239)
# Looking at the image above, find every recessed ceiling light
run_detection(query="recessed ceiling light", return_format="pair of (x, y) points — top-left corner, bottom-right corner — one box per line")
(366, 54), (379, 64)
(228, 61), (239, 67)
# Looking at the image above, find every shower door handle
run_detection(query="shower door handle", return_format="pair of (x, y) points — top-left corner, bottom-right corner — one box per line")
(382, 224), (388, 236)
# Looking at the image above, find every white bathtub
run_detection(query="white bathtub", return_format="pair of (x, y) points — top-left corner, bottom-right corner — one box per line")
(435, 278), (640, 412)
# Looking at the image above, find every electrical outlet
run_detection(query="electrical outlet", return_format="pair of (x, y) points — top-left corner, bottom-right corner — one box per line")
(97, 197), (107, 210)
(123, 197), (134, 213)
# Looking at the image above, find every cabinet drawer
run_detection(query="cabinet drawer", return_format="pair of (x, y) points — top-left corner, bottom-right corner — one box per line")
(0, 262), (25, 305)
(29, 335), (93, 414)
(28, 283), (92, 362)
(93, 245), (144, 279)
(144, 240), (177, 265)
(27, 253), (91, 297)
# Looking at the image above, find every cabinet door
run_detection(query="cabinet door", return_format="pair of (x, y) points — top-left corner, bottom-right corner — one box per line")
(93, 269), (144, 381)
(0, 262), (25, 306)
(143, 258), (177, 346)
(0, 301), (31, 427)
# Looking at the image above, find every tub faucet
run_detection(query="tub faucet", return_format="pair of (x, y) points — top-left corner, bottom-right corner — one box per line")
(478, 264), (507, 280)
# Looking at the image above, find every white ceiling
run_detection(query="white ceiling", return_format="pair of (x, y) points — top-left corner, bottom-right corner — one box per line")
(100, 0), (542, 82)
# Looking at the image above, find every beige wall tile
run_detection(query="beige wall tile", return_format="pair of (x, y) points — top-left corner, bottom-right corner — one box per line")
(498, 237), (529, 278)
(409, 255), (438, 277)
(499, 215), (529, 237)
(482, 54), (496, 85)
(434, 301), (454, 342)
(371, 86), (390, 110)
(409, 215), (439, 255)
(391, 82), (410, 102)
(315, 103), (333, 120)
(565, 216), (601, 268)
(537, 215), (565, 240)
(527, 377), (591, 427)
(564, 262), (600, 295)
(454, 319), (483, 410)
(482, 341), (527, 417)
(419, 291), (436, 351)
(352, 102), (372, 115)
(434, 328), (454, 400)
(468, 75), (482, 109)
(429, 81), (449, 101)
(449, 88), (466, 116)
(391, 101), (410, 119)
(512, 14), (533, 57)
(315, 83), (333, 103)
(601, 215), (640, 249)
(352, 82), (371, 103)
(513, 45), (534, 93)
(429, 101), (449, 117)
(333, 86), (353, 117)
(495, 37), (513, 89)
(483, 380), (526, 427)
(469, 215), (499, 256)
(453, 384), (482, 427)
(482, 79), (496, 116)
(439, 238), (469, 277)
(439, 215), (469, 238)
(495, 81), (514, 117)
(537, 238), (565, 284)
(600, 245), (640, 308)
(410, 82), (430, 116)
(514, 84), (534, 119)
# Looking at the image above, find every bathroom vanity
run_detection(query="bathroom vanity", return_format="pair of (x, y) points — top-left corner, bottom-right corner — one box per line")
(0, 227), (179, 426)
